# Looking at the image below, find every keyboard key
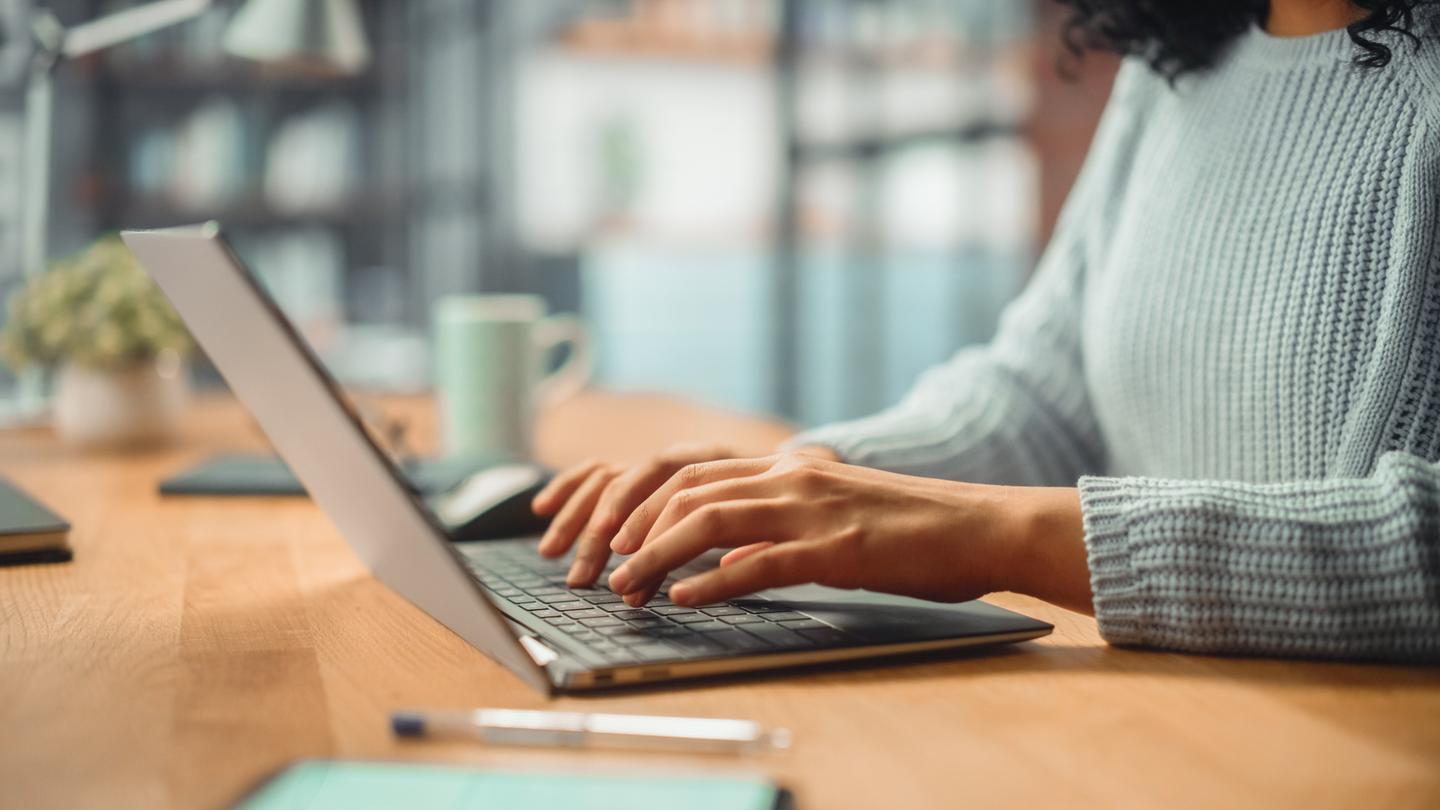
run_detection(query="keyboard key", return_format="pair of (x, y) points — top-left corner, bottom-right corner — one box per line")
(510, 597), (539, 607)
(596, 625), (637, 636)
(519, 603), (550, 612)
(736, 602), (787, 614)
(719, 614), (767, 625)
(671, 613), (721, 624)
(563, 608), (607, 620)
(650, 625), (693, 638)
(629, 643), (677, 660)
(703, 629), (775, 652)
(583, 594), (624, 605)
(528, 587), (568, 597)
(701, 606), (745, 617)
(653, 606), (699, 616)
(531, 609), (561, 619)
(605, 631), (661, 645)
(683, 621), (731, 633)
(534, 593), (579, 604)
(740, 623), (811, 648)
(624, 618), (668, 630)
(599, 603), (638, 613)
(614, 609), (656, 621)
(760, 612), (809, 623)
(544, 617), (577, 626)
(568, 587), (607, 596)
(493, 587), (521, 597)
(551, 602), (587, 613)
(797, 628), (851, 645)
(579, 616), (623, 628)
(664, 634), (724, 656)
(778, 619), (829, 631)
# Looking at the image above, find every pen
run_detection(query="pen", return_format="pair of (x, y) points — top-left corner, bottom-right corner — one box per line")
(391, 708), (792, 755)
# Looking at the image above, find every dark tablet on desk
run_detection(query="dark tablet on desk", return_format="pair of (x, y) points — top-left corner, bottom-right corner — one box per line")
(0, 476), (72, 566)
(160, 454), (490, 497)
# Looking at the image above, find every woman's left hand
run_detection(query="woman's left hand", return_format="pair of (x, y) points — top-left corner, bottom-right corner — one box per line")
(604, 452), (1093, 612)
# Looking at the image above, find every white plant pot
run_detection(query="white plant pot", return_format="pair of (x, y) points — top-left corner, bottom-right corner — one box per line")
(53, 356), (190, 449)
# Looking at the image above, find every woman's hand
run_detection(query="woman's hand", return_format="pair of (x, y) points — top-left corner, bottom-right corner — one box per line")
(531, 444), (841, 587)
(603, 452), (1093, 611)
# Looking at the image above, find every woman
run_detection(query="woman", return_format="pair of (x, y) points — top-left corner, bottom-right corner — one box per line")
(532, 0), (1440, 662)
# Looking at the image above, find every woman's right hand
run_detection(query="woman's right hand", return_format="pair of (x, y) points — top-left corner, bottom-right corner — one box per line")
(531, 445), (742, 587)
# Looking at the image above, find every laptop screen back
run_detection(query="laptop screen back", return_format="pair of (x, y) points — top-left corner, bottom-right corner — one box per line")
(122, 224), (550, 694)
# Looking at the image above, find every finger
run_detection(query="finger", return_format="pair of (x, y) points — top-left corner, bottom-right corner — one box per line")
(621, 580), (664, 608)
(608, 499), (794, 595)
(627, 538), (768, 606)
(532, 459), (605, 516)
(670, 540), (829, 606)
(567, 493), (623, 587)
(611, 457), (777, 554)
(566, 529), (614, 587)
(537, 467), (616, 558)
(586, 459), (675, 539)
(720, 542), (774, 567)
(629, 474), (790, 558)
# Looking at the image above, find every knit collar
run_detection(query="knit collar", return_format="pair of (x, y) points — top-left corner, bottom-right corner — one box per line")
(1227, 22), (1359, 70)
(1227, 12), (1438, 72)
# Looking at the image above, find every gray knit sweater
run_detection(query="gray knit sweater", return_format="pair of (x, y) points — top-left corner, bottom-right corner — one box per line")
(792, 23), (1440, 662)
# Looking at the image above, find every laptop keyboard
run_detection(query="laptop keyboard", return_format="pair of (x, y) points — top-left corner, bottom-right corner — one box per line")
(459, 542), (853, 666)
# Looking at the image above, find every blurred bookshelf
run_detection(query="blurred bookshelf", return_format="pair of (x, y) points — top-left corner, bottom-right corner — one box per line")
(0, 0), (1114, 422)
(0, 0), (29, 406)
(527, 0), (1043, 423)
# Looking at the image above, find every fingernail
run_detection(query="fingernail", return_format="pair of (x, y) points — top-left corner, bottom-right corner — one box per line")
(608, 566), (632, 594)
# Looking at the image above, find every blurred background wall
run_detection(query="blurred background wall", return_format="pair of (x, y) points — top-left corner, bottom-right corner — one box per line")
(0, 0), (1116, 426)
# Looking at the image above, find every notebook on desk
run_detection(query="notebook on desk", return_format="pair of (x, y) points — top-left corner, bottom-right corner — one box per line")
(0, 476), (72, 565)
(160, 454), (494, 497)
(237, 761), (790, 810)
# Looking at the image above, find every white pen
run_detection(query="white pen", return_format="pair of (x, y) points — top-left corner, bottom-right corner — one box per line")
(391, 708), (792, 755)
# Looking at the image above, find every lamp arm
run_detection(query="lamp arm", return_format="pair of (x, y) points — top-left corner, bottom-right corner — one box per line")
(60, 0), (214, 60)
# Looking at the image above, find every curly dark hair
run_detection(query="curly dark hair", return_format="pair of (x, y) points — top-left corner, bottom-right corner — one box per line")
(1055, 1), (1434, 79)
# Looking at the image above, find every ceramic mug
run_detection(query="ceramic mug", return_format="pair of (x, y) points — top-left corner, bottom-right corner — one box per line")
(433, 294), (591, 460)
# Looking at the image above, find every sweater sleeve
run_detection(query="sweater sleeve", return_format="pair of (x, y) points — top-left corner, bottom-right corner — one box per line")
(787, 64), (1149, 486)
(1081, 453), (1440, 662)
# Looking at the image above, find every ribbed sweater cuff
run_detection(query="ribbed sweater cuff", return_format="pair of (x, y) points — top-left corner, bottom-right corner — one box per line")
(1078, 476), (1149, 646)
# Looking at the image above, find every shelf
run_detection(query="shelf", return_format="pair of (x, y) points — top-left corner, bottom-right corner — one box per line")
(110, 192), (401, 231)
(85, 57), (382, 95)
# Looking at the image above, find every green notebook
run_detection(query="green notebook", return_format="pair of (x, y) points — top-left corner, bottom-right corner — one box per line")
(238, 761), (788, 810)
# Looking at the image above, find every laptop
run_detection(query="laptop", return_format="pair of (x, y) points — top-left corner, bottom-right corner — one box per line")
(122, 223), (1053, 693)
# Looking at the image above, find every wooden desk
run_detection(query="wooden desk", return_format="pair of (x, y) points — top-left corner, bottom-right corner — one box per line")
(2, 393), (1437, 809)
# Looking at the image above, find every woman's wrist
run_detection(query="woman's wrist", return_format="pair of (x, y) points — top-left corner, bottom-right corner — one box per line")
(998, 486), (1094, 614)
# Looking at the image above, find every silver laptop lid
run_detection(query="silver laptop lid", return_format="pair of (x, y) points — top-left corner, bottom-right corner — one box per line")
(122, 223), (551, 694)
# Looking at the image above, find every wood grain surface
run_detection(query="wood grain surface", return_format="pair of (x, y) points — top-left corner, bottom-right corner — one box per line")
(1, 392), (1436, 809)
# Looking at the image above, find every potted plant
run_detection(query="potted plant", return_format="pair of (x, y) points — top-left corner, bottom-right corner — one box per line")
(2, 235), (193, 448)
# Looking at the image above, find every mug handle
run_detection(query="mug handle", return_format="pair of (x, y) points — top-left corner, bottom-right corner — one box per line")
(534, 313), (592, 407)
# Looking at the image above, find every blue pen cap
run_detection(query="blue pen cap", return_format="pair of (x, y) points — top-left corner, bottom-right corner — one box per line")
(390, 712), (426, 737)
